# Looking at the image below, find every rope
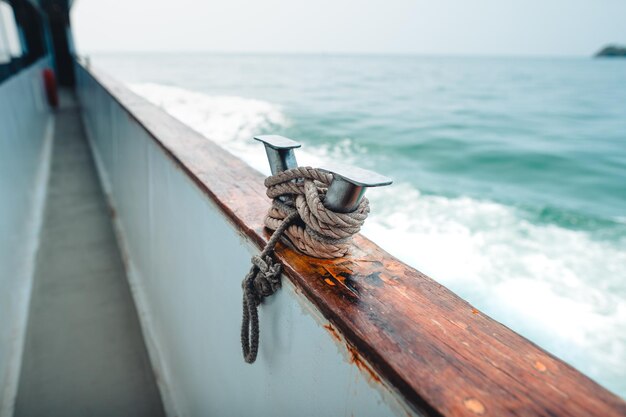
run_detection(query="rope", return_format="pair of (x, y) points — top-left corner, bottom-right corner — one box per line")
(241, 210), (299, 364)
(265, 166), (369, 258)
(241, 166), (369, 363)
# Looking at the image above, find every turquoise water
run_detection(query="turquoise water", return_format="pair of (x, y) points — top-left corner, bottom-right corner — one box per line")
(91, 53), (626, 397)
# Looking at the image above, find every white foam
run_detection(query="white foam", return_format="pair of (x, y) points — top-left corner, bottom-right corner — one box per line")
(131, 82), (626, 396)
(130, 83), (290, 174)
(363, 184), (626, 391)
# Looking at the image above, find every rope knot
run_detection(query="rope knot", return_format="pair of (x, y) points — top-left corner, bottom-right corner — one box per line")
(264, 166), (370, 258)
(250, 255), (282, 300)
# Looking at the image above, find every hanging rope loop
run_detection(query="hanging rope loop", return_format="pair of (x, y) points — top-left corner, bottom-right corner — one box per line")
(241, 167), (369, 363)
(241, 210), (298, 363)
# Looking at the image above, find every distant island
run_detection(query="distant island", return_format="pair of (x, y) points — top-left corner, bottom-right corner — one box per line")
(595, 45), (626, 57)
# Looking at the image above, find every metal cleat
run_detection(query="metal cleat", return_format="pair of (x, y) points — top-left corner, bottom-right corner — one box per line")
(320, 163), (392, 213)
(254, 135), (301, 175)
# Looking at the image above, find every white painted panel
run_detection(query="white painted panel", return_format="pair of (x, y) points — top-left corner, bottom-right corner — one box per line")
(0, 58), (53, 415)
(76, 65), (416, 417)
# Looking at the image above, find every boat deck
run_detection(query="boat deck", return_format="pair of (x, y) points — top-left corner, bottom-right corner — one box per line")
(14, 91), (165, 416)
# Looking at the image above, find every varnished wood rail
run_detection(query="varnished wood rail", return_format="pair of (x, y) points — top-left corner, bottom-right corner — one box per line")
(76, 61), (626, 417)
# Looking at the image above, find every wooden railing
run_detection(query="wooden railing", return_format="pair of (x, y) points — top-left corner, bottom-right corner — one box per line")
(75, 60), (626, 417)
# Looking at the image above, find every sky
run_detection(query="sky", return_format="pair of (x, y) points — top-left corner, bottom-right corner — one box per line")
(71, 0), (626, 56)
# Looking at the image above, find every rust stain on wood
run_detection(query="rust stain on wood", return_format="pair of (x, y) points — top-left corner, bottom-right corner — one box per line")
(323, 323), (342, 344)
(534, 361), (547, 373)
(346, 343), (382, 385)
(82, 63), (626, 417)
(324, 322), (388, 388)
(463, 398), (485, 415)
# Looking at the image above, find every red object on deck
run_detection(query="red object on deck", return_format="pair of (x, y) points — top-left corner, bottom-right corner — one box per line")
(42, 68), (58, 108)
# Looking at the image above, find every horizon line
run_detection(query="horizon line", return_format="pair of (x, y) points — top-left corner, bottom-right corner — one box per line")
(76, 50), (596, 59)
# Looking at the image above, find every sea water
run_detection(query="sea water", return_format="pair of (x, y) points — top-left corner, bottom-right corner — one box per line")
(90, 53), (626, 398)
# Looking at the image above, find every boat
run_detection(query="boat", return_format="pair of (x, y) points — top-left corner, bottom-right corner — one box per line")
(1, 0), (625, 416)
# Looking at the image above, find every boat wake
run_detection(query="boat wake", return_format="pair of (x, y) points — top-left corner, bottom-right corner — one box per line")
(130, 82), (626, 397)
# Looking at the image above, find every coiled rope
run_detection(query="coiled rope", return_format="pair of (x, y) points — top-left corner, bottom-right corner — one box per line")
(241, 166), (369, 363)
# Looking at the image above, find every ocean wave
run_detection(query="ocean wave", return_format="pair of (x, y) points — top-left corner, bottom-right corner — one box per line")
(130, 83), (289, 174)
(130, 82), (626, 397)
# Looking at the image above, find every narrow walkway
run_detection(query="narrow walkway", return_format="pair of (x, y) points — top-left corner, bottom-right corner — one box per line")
(15, 92), (165, 417)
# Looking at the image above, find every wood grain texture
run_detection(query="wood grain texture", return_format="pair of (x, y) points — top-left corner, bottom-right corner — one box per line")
(78, 62), (626, 417)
